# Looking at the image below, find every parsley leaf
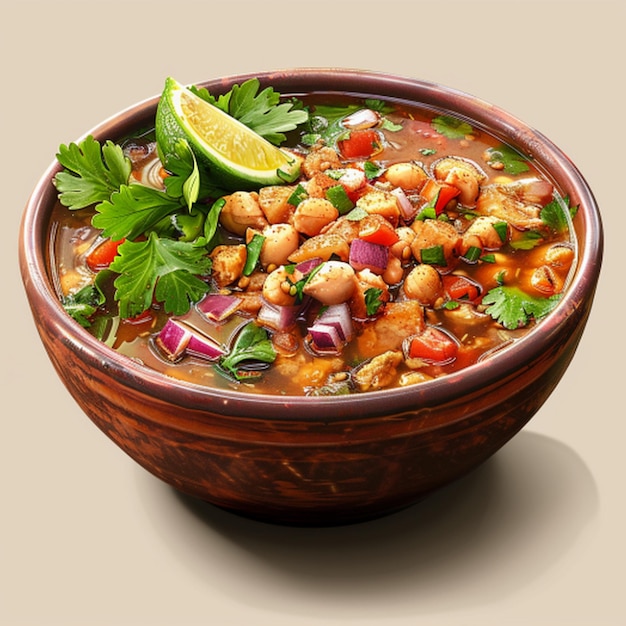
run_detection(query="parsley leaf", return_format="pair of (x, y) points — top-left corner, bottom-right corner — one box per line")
(109, 232), (212, 318)
(92, 184), (184, 241)
(483, 285), (560, 329)
(54, 136), (132, 210)
(364, 287), (385, 316)
(431, 115), (473, 139)
(485, 143), (530, 175)
(541, 195), (578, 233)
(61, 282), (106, 327)
(192, 79), (308, 145)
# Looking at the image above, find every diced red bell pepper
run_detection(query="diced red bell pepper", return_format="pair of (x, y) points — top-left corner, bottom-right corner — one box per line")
(359, 220), (399, 247)
(442, 274), (481, 302)
(421, 179), (460, 214)
(338, 129), (382, 159)
(407, 326), (459, 364)
(86, 238), (125, 272)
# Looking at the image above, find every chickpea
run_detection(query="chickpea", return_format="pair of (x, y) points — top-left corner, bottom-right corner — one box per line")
(303, 261), (356, 305)
(530, 265), (562, 296)
(262, 266), (298, 307)
(293, 198), (339, 237)
(385, 162), (428, 191)
(390, 226), (415, 262)
(259, 223), (300, 269)
(545, 244), (575, 268)
(403, 264), (443, 306)
(464, 215), (509, 250)
(383, 254), (404, 285)
(258, 186), (295, 224)
(410, 219), (462, 269)
(210, 244), (247, 288)
(444, 167), (480, 207)
(220, 191), (268, 236)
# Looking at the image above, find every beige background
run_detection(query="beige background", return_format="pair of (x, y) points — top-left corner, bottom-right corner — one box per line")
(3, 1), (624, 624)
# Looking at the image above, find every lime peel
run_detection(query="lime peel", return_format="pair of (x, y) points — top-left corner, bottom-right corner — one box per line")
(156, 78), (301, 190)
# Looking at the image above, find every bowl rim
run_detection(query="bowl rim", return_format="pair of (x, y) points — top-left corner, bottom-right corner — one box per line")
(19, 67), (604, 421)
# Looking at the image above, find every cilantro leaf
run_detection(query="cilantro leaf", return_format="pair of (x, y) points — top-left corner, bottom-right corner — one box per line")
(92, 184), (184, 240)
(485, 143), (530, 175)
(541, 195), (578, 233)
(61, 282), (106, 327)
(482, 285), (560, 329)
(364, 287), (385, 316)
(219, 322), (276, 379)
(431, 115), (473, 139)
(109, 232), (212, 318)
(54, 136), (132, 210)
(192, 79), (308, 145)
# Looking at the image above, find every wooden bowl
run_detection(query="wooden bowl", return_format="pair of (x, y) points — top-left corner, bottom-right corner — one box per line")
(18, 69), (603, 525)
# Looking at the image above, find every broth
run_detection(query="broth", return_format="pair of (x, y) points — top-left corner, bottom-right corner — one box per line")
(49, 90), (579, 396)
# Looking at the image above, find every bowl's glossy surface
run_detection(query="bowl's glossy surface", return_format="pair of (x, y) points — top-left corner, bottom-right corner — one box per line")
(19, 69), (602, 525)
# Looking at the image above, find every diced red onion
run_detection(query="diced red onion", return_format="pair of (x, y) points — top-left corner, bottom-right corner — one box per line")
(186, 329), (226, 361)
(257, 300), (301, 331)
(155, 318), (191, 361)
(317, 303), (354, 342)
(391, 187), (418, 221)
(342, 108), (380, 130)
(197, 293), (242, 322)
(295, 257), (323, 277)
(349, 238), (389, 274)
(309, 323), (344, 352)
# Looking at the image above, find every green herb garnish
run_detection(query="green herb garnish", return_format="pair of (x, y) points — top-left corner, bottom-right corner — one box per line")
(432, 115), (473, 139)
(483, 285), (560, 329)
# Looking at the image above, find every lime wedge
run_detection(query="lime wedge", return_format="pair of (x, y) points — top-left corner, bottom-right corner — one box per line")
(155, 77), (301, 190)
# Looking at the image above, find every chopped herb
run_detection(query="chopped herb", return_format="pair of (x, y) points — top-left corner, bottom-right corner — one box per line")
(541, 195), (578, 233)
(480, 253), (496, 263)
(485, 143), (530, 175)
(380, 118), (403, 132)
(345, 206), (369, 221)
(463, 246), (482, 263)
(218, 322), (277, 380)
(325, 185), (355, 214)
(287, 183), (308, 206)
(364, 287), (385, 316)
(364, 161), (385, 180)
(510, 230), (544, 250)
(419, 147), (437, 156)
(432, 115), (473, 139)
(243, 234), (265, 276)
(421, 244), (446, 266)
(493, 221), (509, 243)
(483, 285), (560, 329)
(61, 282), (106, 328)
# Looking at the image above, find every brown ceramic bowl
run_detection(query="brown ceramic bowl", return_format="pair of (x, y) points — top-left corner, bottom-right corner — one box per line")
(19, 69), (603, 525)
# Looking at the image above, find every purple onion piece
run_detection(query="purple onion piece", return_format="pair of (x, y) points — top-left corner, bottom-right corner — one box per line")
(349, 238), (389, 273)
(295, 257), (324, 276)
(309, 323), (344, 352)
(197, 293), (242, 322)
(257, 300), (301, 331)
(155, 318), (191, 361)
(186, 330), (226, 361)
(317, 303), (354, 342)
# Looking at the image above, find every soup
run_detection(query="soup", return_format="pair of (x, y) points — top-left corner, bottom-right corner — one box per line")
(49, 80), (579, 396)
